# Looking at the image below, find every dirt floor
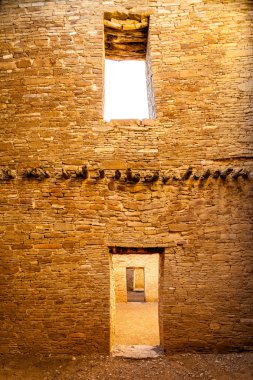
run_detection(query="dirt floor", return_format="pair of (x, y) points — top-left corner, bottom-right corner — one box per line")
(0, 352), (252, 380)
(127, 290), (145, 302)
(115, 302), (159, 345)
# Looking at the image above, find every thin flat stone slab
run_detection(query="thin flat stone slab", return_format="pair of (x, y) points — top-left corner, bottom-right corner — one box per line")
(112, 345), (163, 359)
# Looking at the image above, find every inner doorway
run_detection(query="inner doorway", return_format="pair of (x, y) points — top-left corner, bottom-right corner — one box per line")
(126, 267), (145, 302)
(110, 247), (164, 349)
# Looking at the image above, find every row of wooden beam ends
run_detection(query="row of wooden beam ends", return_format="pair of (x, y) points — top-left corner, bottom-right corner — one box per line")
(0, 166), (250, 182)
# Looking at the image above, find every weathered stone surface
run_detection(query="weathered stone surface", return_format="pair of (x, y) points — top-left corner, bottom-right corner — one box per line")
(104, 12), (149, 60)
(112, 345), (163, 359)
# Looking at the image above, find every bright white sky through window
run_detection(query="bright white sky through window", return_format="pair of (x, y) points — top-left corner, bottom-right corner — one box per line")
(104, 60), (149, 121)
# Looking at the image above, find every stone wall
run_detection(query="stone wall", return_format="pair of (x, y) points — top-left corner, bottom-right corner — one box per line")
(112, 253), (159, 302)
(0, 0), (252, 355)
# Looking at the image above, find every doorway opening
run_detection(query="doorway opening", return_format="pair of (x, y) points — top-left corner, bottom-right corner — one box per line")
(109, 247), (164, 351)
(126, 267), (145, 302)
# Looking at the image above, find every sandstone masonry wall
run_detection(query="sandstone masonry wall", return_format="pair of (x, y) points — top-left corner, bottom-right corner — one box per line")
(0, 0), (252, 355)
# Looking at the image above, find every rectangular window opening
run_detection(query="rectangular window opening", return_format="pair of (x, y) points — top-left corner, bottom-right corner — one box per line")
(103, 12), (156, 121)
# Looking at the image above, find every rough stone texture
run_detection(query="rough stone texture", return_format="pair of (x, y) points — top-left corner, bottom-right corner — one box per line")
(0, 0), (252, 355)
(112, 345), (163, 358)
(112, 253), (159, 302)
(104, 12), (149, 60)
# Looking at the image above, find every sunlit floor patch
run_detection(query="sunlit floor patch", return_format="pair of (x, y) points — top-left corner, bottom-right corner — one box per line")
(114, 302), (159, 346)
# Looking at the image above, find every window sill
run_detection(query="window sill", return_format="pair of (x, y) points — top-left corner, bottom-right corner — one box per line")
(104, 119), (155, 127)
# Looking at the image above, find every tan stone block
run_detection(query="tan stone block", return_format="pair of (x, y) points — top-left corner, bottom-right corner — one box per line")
(16, 59), (32, 68)
(179, 70), (198, 78)
(76, 226), (91, 231)
(95, 147), (115, 154)
(34, 243), (62, 249)
(0, 61), (16, 70)
(34, 38), (49, 47)
(169, 224), (188, 232)
(212, 254), (230, 261)
(163, 57), (180, 64)
(12, 244), (33, 250)
(141, 119), (155, 126)
(54, 223), (74, 231)
(87, 239), (104, 245)
(102, 160), (127, 170)
(79, 240), (87, 248)
(69, 332), (86, 339)
(210, 322), (221, 331)
(29, 233), (44, 239)
(62, 241), (76, 249)
(23, 77), (55, 85)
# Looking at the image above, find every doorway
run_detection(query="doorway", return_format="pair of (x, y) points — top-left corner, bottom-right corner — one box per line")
(109, 247), (164, 349)
(126, 267), (145, 302)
